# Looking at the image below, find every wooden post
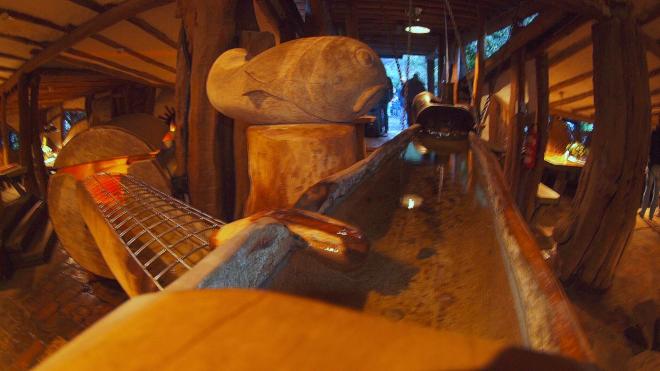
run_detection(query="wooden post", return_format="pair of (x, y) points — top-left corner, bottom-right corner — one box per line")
(519, 54), (550, 220)
(471, 6), (485, 122)
(345, 0), (359, 39)
(452, 43), (462, 105)
(503, 50), (526, 198)
(0, 93), (8, 165)
(307, 0), (335, 36)
(426, 54), (435, 94)
(29, 75), (48, 199)
(18, 74), (38, 194)
(174, 24), (190, 184)
(178, 0), (238, 219)
(553, 3), (651, 290)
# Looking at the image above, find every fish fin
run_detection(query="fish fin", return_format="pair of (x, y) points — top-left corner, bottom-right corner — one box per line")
(243, 90), (282, 110)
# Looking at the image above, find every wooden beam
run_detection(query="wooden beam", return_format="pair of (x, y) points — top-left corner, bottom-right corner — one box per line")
(1, 0), (173, 93)
(0, 7), (176, 75)
(0, 66), (17, 73)
(539, 0), (610, 19)
(638, 2), (660, 25)
(67, 0), (178, 48)
(549, 71), (593, 93)
(503, 50), (525, 198)
(89, 34), (176, 73)
(0, 52), (28, 62)
(549, 108), (594, 122)
(0, 32), (43, 47)
(63, 49), (172, 86)
(550, 90), (593, 107)
(548, 36), (590, 66)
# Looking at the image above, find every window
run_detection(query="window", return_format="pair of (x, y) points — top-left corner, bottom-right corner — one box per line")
(61, 110), (87, 139)
(465, 13), (539, 70)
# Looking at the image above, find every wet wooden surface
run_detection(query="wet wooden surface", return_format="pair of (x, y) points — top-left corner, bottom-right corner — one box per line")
(0, 246), (126, 370)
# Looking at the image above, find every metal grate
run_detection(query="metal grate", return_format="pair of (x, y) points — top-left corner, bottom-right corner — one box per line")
(84, 173), (225, 290)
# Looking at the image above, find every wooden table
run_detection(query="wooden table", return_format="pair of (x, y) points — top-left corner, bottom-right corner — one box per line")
(544, 154), (585, 194)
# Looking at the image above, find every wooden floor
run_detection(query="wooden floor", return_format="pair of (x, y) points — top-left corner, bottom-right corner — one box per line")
(0, 246), (127, 370)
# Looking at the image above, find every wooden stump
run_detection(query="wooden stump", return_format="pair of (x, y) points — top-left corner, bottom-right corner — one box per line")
(244, 124), (358, 216)
(553, 5), (650, 290)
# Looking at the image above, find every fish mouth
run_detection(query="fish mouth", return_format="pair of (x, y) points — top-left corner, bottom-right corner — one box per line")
(352, 84), (385, 113)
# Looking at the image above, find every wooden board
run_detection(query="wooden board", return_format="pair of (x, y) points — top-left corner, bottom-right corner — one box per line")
(35, 289), (510, 370)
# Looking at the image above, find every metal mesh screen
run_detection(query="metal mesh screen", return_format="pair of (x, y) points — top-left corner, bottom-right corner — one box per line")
(83, 174), (225, 290)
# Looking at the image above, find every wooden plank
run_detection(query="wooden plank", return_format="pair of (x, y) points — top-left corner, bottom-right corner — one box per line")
(1, 0), (173, 93)
(549, 71), (593, 93)
(17, 75), (37, 194)
(0, 52), (28, 62)
(89, 34), (176, 73)
(539, 0), (610, 19)
(55, 55), (166, 87)
(63, 49), (172, 86)
(29, 77), (48, 199)
(548, 36), (590, 66)
(503, 50), (525, 198)
(550, 90), (593, 107)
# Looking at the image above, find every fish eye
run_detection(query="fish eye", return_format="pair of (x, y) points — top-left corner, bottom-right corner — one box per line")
(355, 49), (374, 67)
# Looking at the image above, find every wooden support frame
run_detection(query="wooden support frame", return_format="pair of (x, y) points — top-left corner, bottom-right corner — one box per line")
(549, 71), (593, 93)
(0, 6), (176, 75)
(1, 0), (172, 94)
(548, 36), (590, 66)
(67, 0), (178, 48)
(471, 5), (486, 122)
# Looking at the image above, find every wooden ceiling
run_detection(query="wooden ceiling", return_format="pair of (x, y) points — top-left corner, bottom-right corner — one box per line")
(0, 0), (657, 127)
(327, 0), (529, 56)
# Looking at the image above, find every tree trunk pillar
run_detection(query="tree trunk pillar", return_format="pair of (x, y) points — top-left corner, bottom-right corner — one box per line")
(0, 93), (8, 165)
(177, 0), (238, 219)
(553, 4), (650, 290)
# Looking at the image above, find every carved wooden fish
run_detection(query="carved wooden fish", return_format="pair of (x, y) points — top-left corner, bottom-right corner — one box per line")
(207, 36), (388, 123)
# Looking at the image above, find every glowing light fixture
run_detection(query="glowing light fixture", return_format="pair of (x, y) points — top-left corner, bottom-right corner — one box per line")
(405, 25), (430, 34)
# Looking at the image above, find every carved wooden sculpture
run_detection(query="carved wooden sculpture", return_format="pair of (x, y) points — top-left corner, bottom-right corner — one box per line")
(206, 36), (388, 124)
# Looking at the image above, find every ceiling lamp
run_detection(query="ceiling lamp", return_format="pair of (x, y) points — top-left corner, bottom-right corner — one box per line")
(405, 7), (430, 34)
(405, 25), (430, 34)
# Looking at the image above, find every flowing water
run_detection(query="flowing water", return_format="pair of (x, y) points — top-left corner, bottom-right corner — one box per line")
(267, 134), (522, 344)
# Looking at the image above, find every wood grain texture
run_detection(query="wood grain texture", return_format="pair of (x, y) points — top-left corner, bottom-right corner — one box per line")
(206, 36), (387, 124)
(469, 133), (593, 361)
(244, 124), (358, 216)
(553, 6), (651, 289)
(179, 0), (237, 219)
(35, 290), (509, 370)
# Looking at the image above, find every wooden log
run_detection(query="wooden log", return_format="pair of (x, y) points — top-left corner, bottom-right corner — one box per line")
(49, 126), (167, 278)
(519, 55), (551, 220)
(244, 124), (358, 216)
(179, 0), (238, 219)
(296, 125), (419, 213)
(553, 3), (651, 290)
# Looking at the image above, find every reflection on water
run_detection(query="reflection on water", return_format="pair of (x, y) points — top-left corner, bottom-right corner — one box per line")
(267, 134), (521, 344)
